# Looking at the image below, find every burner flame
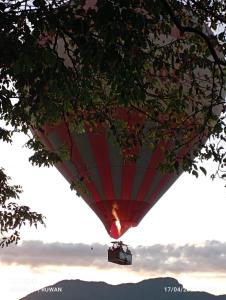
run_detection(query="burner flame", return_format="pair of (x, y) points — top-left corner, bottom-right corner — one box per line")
(112, 203), (121, 235)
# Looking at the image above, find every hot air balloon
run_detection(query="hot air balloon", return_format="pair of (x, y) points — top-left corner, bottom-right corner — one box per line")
(34, 103), (220, 241)
(36, 107), (176, 240)
(33, 0), (224, 241)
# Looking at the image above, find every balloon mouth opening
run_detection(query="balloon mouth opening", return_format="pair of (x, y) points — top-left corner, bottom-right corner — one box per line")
(109, 221), (134, 239)
(110, 220), (121, 239)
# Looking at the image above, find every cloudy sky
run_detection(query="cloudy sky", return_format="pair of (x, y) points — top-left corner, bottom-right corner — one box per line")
(1, 132), (226, 300)
(2, 239), (226, 273)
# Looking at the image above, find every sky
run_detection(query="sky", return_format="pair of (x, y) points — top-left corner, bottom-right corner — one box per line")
(0, 131), (226, 300)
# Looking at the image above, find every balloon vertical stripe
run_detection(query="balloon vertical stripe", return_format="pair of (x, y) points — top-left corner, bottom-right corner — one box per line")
(107, 138), (123, 200)
(72, 132), (106, 201)
(147, 174), (173, 207)
(120, 161), (137, 201)
(130, 146), (154, 201)
(87, 127), (115, 201)
(135, 142), (165, 202)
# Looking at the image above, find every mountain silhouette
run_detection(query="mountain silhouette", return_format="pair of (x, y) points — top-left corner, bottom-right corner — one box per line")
(20, 277), (226, 300)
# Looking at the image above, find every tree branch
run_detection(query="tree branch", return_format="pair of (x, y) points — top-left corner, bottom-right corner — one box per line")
(161, 0), (226, 68)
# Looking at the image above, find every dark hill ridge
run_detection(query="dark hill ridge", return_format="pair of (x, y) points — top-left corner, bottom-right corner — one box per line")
(20, 277), (226, 300)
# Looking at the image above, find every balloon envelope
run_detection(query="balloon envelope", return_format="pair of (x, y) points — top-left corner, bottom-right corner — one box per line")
(36, 109), (182, 239)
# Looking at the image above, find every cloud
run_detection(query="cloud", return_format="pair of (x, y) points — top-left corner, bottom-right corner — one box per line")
(1, 240), (226, 274)
(0, 241), (106, 268)
(134, 240), (226, 273)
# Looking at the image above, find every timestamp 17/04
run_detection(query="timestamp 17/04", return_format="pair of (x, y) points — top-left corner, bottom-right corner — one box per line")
(164, 286), (188, 293)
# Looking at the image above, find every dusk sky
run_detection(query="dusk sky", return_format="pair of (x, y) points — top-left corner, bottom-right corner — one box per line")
(0, 132), (226, 300)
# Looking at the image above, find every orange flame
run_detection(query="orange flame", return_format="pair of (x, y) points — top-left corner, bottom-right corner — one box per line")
(112, 203), (121, 235)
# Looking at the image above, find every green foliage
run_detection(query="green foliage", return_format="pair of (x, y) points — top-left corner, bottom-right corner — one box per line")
(70, 177), (91, 198)
(26, 138), (61, 167)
